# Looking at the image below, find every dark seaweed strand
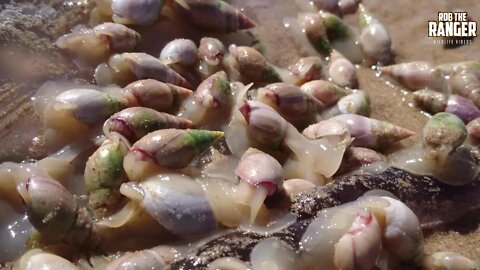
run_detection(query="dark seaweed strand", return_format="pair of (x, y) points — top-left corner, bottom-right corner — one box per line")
(292, 167), (480, 226)
(167, 220), (312, 270)
(168, 168), (480, 269)
(168, 231), (263, 269)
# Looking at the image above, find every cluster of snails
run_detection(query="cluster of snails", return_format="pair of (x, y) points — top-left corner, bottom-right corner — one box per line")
(0, 0), (478, 269)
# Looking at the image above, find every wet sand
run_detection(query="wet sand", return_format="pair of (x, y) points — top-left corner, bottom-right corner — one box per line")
(0, 0), (479, 263)
(0, 0), (92, 161)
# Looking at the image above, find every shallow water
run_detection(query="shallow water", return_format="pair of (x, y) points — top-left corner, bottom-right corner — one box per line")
(0, 0), (479, 264)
